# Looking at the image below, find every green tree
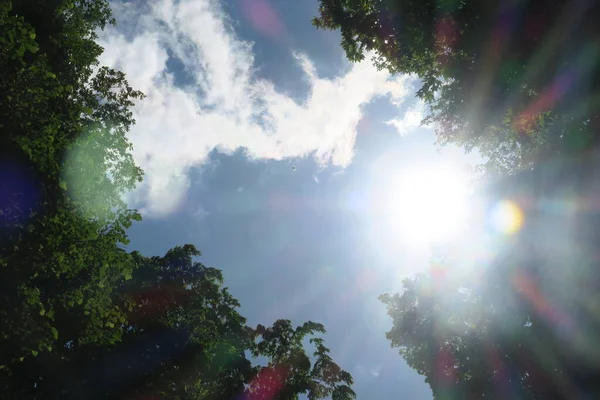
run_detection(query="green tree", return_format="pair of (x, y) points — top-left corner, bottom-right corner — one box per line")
(313, 0), (600, 175)
(249, 320), (355, 400)
(0, 0), (144, 370)
(380, 263), (555, 398)
(2, 245), (355, 400)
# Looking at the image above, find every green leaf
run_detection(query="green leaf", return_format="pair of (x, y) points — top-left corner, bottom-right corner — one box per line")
(51, 327), (58, 340)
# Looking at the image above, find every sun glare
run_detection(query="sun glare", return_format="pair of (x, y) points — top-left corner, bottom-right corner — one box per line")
(378, 165), (470, 245)
(490, 200), (524, 235)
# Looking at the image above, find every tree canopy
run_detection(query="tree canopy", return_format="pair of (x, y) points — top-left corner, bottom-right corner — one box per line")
(3, 245), (355, 399)
(314, 0), (600, 175)
(380, 217), (600, 399)
(1, 0), (145, 368)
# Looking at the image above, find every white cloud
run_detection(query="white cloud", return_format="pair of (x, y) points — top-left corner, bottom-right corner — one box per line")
(354, 365), (381, 381)
(385, 100), (429, 136)
(98, 0), (414, 216)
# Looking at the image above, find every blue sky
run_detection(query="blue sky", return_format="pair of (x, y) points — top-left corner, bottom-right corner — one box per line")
(98, 0), (481, 398)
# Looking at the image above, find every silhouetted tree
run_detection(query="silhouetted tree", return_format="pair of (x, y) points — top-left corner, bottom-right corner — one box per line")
(381, 167), (600, 399)
(314, 0), (600, 175)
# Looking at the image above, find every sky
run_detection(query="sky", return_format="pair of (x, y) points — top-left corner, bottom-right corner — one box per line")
(97, 0), (481, 398)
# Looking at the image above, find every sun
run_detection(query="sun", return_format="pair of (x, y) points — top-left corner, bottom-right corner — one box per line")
(377, 164), (470, 245)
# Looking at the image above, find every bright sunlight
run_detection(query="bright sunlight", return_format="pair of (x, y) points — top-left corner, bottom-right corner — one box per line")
(376, 164), (470, 245)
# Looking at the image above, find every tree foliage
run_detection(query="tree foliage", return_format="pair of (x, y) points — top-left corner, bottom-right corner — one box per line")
(314, 0), (600, 174)
(0, 0), (355, 398)
(1, 0), (144, 369)
(2, 245), (355, 400)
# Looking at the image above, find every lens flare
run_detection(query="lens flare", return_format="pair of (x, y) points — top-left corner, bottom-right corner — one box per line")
(490, 200), (524, 235)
